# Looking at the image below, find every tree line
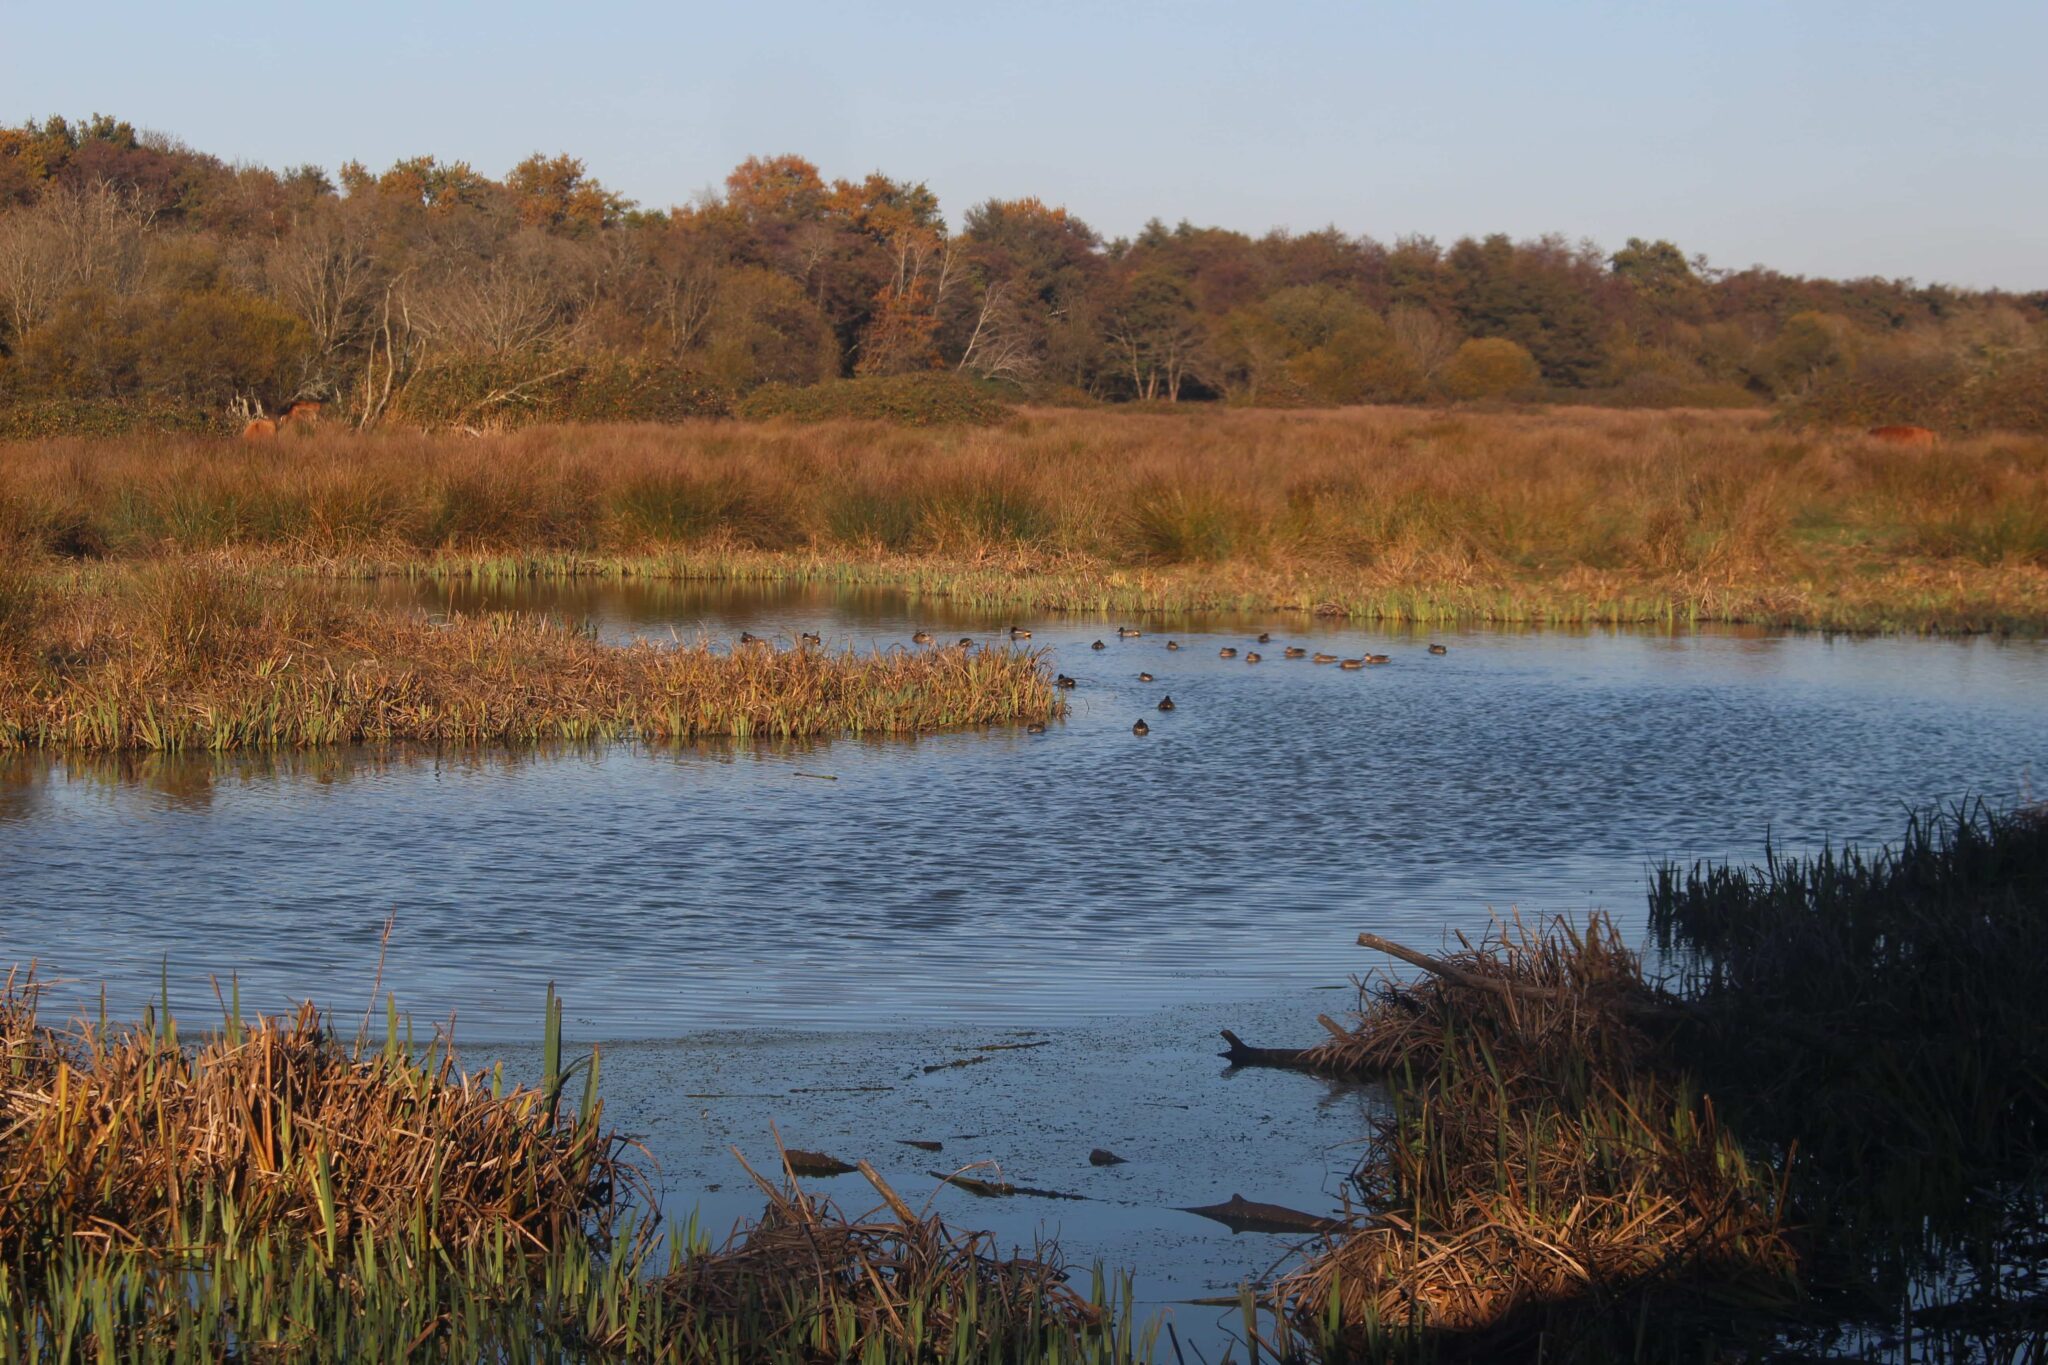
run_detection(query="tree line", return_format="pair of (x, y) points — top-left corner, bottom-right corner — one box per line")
(2, 114), (2043, 432)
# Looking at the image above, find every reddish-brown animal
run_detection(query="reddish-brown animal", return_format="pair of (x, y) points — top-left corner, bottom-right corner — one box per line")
(1867, 424), (1938, 447)
(240, 401), (324, 442)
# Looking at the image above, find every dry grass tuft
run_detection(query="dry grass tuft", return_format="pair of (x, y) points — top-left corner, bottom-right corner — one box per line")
(1275, 916), (1796, 1350)
(655, 1152), (1117, 1361)
(0, 971), (630, 1267)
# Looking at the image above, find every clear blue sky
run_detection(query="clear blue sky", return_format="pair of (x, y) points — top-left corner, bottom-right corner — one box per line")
(4, 0), (2042, 289)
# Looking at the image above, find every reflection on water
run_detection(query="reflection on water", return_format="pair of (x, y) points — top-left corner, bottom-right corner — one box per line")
(3, 581), (2044, 1039)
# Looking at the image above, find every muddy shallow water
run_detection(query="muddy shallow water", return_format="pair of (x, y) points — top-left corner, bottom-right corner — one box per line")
(4, 580), (2046, 1337)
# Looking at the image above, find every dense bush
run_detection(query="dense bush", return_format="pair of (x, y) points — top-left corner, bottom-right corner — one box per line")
(735, 372), (1013, 426)
(1439, 338), (1543, 400)
(390, 359), (731, 430)
(0, 396), (229, 440)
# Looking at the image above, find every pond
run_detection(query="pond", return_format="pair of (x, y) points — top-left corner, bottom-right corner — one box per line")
(4, 580), (2044, 1335)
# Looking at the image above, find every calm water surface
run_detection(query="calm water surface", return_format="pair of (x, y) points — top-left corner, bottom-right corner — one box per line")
(3, 580), (2042, 1039)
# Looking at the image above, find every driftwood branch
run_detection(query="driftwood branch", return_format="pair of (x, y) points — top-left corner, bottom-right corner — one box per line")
(1356, 931), (1690, 1019)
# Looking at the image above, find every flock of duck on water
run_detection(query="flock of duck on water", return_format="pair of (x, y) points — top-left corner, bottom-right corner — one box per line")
(771, 622), (1451, 738)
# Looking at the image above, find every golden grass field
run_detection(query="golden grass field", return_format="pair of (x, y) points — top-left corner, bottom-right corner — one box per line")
(4, 404), (2043, 632)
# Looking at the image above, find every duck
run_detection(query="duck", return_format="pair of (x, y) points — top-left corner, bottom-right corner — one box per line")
(1312, 653), (1338, 664)
(1219, 647), (1238, 658)
(1257, 632), (1272, 644)
(1245, 652), (1262, 664)
(1056, 674), (1077, 689)
(1283, 646), (1306, 659)
(1117, 626), (1142, 638)
(800, 631), (822, 647)
(1339, 658), (1365, 670)
(1008, 626), (1032, 639)
(1365, 654), (1390, 665)
(1166, 640), (1181, 651)
(1091, 639), (1106, 650)
(1026, 722), (1047, 734)
(957, 637), (975, 648)
(1428, 643), (1448, 655)
(1157, 696), (1175, 712)
(911, 631), (934, 645)
(739, 631), (764, 645)
(1138, 671), (1154, 683)
(1132, 719), (1151, 736)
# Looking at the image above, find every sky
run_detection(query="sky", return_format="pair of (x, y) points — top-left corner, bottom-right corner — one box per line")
(3, 0), (2043, 290)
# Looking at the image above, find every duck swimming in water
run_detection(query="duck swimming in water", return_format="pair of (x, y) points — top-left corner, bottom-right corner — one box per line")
(1312, 653), (1338, 664)
(1091, 640), (1106, 650)
(1026, 722), (1046, 734)
(739, 631), (764, 645)
(1158, 695), (1175, 711)
(1428, 643), (1448, 655)
(1009, 626), (1032, 639)
(1118, 626), (1142, 638)
(1245, 652), (1262, 663)
(911, 631), (934, 645)
(1132, 719), (1151, 736)
(1257, 633), (1271, 644)
(1219, 647), (1238, 658)
(1283, 646), (1306, 658)
(958, 637), (974, 648)
(1138, 672), (1154, 682)
(1166, 640), (1181, 651)
(1056, 674), (1077, 688)
(1365, 654), (1390, 665)
(1339, 658), (1364, 670)
(800, 631), (822, 646)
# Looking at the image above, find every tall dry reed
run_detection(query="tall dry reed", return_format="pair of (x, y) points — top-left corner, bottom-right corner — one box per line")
(3, 406), (2044, 630)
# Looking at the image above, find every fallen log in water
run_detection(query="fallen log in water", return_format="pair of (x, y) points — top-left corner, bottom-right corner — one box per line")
(1180, 1194), (1345, 1236)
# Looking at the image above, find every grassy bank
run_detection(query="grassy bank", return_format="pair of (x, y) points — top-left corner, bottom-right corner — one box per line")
(0, 561), (1060, 751)
(3, 406), (2045, 632)
(1241, 802), (2048, 1360)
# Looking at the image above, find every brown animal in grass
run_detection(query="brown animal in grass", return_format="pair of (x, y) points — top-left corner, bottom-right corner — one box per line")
(1867, 424), (1937, 447)
(240, 400), (326, 442)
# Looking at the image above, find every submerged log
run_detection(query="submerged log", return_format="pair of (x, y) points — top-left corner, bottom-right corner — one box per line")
(928, 1169), (1085, 1201)
(1181, 1194), (1344, 1236)
(1218, 1015), (1353, 1072)
(1217, 1029), (1318, 1070)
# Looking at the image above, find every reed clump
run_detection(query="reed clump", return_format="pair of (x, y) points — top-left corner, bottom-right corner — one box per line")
(1273, 917), (1796, 1353)
(0, 975), (628, 1269)
(1651, 801), (2048, 1346)
(3, 405), (2044, 631)
(653, 1156), (1132, 1362)
(0, 980), (1140, 1360)
(0, 560), (1061, 751)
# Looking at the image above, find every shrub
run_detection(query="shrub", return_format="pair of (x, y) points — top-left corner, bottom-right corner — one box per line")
(0, 397), (228, 440)
(736, 372), (1012, 426)
(1438, 338), (1542, 401)
(564, 359), (732, 423)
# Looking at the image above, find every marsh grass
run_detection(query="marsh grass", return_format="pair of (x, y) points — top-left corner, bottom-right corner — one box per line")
(3, 405), (2044, 630)
(1650, 801), (2048, 1348)
(0, 562), (1062, 751)
(1273, 917), (1796, 1356)
(1263, 803), (2048, 1360)
(0, 978), (1143, 1361)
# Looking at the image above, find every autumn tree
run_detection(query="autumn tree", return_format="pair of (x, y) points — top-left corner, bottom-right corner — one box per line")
(1438, 337), (1541, 400)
